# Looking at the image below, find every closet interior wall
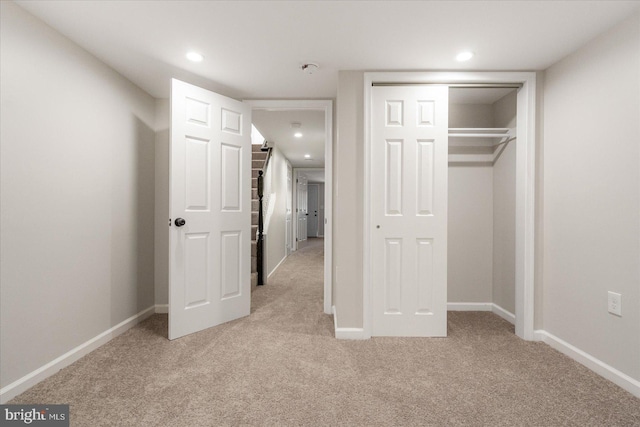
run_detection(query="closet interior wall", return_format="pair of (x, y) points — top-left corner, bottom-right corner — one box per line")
(448, 89), (517, 317)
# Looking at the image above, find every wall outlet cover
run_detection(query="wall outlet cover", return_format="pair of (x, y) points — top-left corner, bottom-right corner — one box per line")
(607, 291), (622, 316)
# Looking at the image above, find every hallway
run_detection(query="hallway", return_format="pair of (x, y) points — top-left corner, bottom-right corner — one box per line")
(251, 237), (332, 336)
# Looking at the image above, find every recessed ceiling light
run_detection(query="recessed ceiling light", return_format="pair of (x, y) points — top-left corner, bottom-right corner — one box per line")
(294, 132), (303, 138)
(304, 154), (311, 159)
(456, 51), (474, 62)
(186, 51), (204, 62)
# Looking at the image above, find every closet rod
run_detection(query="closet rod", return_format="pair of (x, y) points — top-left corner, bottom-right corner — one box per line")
(372, 83), (522, 88)
(449, 133), (511, 138)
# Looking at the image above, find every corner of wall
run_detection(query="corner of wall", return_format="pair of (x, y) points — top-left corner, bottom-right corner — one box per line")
(334, 71), (366, 329)
(154, 98), (170, 306)
(534, 70), (545, 331)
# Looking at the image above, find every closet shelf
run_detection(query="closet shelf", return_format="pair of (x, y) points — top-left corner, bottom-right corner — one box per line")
(448, 128), (515, 146)
(448, 128), (515, 164)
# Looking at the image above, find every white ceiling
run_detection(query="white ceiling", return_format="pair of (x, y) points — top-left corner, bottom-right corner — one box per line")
(15, 1), (640, 100)
(299, 170), (326, 184)
(252, 110), (325, 168)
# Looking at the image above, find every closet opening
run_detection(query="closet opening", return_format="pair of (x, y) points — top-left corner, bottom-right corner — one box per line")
(448, 87), (518, 328)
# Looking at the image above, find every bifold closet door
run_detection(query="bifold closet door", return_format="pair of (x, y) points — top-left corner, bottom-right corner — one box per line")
(371, 85), (448, 337)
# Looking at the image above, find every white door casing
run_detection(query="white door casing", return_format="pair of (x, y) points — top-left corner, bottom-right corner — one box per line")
(370, 85), (449, 337)
(169, 79), (251, 340)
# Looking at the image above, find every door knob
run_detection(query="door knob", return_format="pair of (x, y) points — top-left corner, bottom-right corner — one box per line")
(175, 218), (186, 227)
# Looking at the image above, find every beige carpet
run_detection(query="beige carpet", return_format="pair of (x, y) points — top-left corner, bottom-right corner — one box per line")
(10, 238), (640, 426)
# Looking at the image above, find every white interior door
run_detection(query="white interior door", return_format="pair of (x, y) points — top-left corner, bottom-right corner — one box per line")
(307, 184), (319, 238)
(297, 175), (308, 245)
(286, 163), (293, 255)
(371, 85), (448, 337)
(169, 79), (251, 340)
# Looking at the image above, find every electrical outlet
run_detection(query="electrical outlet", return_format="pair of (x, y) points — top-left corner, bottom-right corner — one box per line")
(608, 291), (622, 316)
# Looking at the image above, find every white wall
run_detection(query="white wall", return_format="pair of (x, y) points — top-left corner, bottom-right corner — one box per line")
(334, 71), (365, 327)
(0, 2), (156, 388)
(154, 99), (169, 305)
(449, 104), (495, 128)
(542, 13), (640, 381)
(265, 146), (289, 277)
(448, 103), (494, 304)
(492, 92), (517, 314)
(448, 165), (494, 303)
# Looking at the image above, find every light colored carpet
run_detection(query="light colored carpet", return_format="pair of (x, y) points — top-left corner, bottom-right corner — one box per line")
(10, 238), (640, 426)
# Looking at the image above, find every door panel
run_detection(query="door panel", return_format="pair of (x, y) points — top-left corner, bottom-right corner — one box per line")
(307, 184), (319, 238)
(286, 164), (293, 255)
(297, 175), (308, 244)
(170, 79), (251, 340)
(371, 85), (448, 337)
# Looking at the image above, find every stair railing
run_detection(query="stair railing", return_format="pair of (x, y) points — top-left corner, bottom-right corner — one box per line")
(256, 142), (272, 286)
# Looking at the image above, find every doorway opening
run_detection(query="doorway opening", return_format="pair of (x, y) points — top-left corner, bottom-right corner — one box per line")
(246, 100), (333, 315)
(448, 86), (518, 329)
(294, 168), (325, 250)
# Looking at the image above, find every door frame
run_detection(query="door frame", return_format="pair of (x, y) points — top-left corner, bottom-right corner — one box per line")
(244, 100), (333, 315)
(363, 71), (537, 340)
(293, 168), (308, 247)
(294, 168), (324, 243)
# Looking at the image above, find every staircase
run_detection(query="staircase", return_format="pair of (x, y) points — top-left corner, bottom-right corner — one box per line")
(251, 144), (269, 291)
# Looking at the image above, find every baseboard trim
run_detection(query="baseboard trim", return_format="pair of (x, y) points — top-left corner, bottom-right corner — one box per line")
(154, 304), (169, 314)
(267, 254), (287, 279)
(0, 306), (156, 404)
(447, 302), (492, 311)
(446, 302), (515, 325)
(491, 304), (516, 325)
(332, 305), (367, 340)
(534, 330), (640, 398)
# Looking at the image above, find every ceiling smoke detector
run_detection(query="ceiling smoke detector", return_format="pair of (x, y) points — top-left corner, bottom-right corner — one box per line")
(300, 63), (319, 74)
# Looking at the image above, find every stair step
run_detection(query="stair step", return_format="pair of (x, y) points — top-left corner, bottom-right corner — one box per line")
(252, 188), (258, 199)
(251, 272), (257, 291)
(252, 200), (258, 211)
(251, 212), (259, 225)
(252, 152), (268, 161)
(251, 241), (257, 257)
(252, 160), (265, 169)
(252, 169), (261, 179)
(251, 144), (264, 153)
